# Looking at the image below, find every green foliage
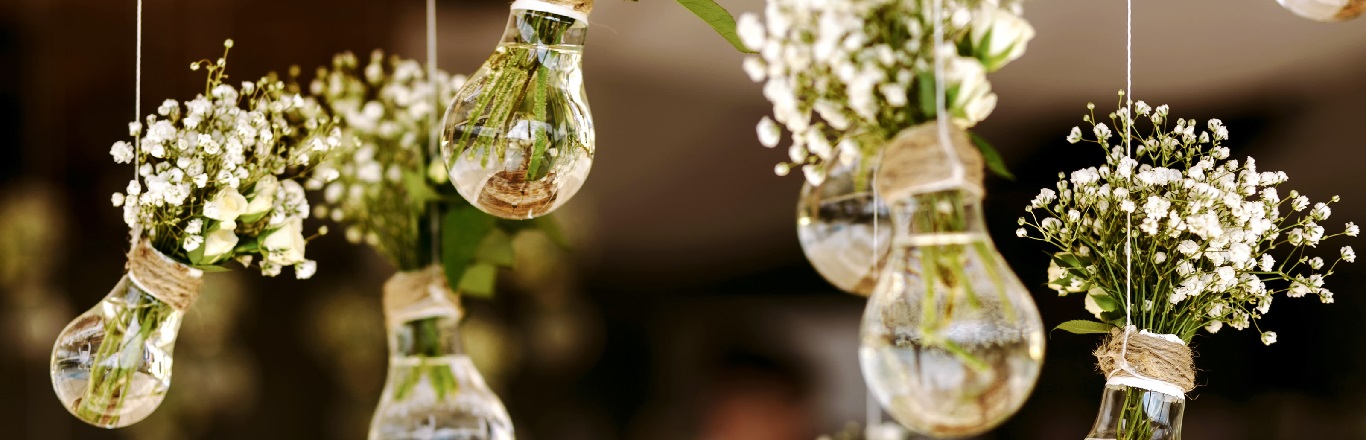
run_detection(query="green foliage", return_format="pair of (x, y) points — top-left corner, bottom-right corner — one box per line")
(1054, 320), (1114, 335)
(673, 0), (755, 53)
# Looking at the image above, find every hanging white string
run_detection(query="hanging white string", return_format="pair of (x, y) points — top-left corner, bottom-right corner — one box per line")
(134, 0), (143, 185)
(931, 0), (965, 192)
(1120, 0), (1135, 370)
(426, 0), (441, 261)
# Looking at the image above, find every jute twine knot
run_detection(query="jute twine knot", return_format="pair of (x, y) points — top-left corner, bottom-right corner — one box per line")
(126, 238), (204, 311)
(1339, 0), (1366, 21)
(874, 122), (984, 201)
(478, 170), (558, 219)
(1094, 328), (1195, 394)
(521, 0), (593, 16)
(383, 264), (463, 328)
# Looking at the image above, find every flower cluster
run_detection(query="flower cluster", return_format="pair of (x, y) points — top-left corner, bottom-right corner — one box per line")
(737, 0), (1032, 185)
(110, 40), (339, 278)
(1019, 95), (1355, 344)
(308, 51), (464, 270)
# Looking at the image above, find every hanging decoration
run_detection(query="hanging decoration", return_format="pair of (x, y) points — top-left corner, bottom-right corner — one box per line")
(737, 0), (1032, 295)
(1277, 0), (1366, 21)
(441, 0), (595, 220)
(1018, 97), (1357, 439)
(309, 50), (565, 439)
(51, 40), (338, 428)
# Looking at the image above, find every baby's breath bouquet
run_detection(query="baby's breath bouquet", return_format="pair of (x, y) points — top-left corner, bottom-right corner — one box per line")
(739, 0), (1031, 185)
(1018, 94), (1356, 439)
(308, 51), (541, 433)
(51, 40), (339, 429)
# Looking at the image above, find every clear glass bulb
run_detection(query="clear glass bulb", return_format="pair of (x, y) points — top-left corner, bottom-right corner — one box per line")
(1277, 0), (1365, 22)
(369, 296), (513, 440)
(1085, 384), (1185, 440)
(50, 274), (188, 428)
(441, 5), (593, 220)
(858, 188), (1044, 437)
(797, 157), (891, 296)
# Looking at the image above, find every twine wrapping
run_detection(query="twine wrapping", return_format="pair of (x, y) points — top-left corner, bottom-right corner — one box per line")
(383, 265), (463, 328)
(477, 170), (559, 218)
(126, 238), (204, 311)
(1339, 0), (1366, 20)
(873, 123), (984, 201)
(1094, 327), (1195, 398)
(512, 0), (592, 19)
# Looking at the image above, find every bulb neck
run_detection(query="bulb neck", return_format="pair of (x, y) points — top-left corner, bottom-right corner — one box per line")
(889, 188), (988, 239)
(503, 8), (588, 47)
(392, 315), (465, 358)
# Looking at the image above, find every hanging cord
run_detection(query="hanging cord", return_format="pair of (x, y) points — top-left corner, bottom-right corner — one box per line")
(426, 0), (441, 262)
(1120, 0), (1136, 378)
(134, 0), (143, 186)
(931, 0), (965, 188)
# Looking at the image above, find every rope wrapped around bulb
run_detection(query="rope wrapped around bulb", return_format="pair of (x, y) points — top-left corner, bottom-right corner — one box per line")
(383, 264), (463, 328)
(1094, 327), (1195, 399)
(873, 123), (985, 200)
(126, 238), (204, 312)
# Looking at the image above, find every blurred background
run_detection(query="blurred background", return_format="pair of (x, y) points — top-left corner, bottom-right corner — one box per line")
(3, 0), (1366, 439)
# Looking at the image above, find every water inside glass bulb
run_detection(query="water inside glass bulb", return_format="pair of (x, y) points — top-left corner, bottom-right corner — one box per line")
(858, 189), (1044, 437)
(441, 7), (593, 220)
(797, 158), (891, 296)
(50, 274), (184, 428)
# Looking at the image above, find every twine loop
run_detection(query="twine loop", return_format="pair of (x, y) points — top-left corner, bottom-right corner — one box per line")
(126, 238), (204, 311)
(383, 264), (463, 328)
(1094, 327), (1194, 398)
(873, 122), (984, 201)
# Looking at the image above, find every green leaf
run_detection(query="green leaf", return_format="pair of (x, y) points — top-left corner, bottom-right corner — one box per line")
(402, 169), (440, 211)
(1054, 320), (1114, 335)
(190, 264), (233, 273)
(674, 0), (756, 53)
(232, 237), (260, 255)
(969, 131), (1014, 180)
(458, 262), (498, 298)
(917, 73), (937, 118)
(441, 206), (496, 290)
(1090, 293), (1119, 312)
(534, 216), (570, 249)
(475, 229), (515, 267)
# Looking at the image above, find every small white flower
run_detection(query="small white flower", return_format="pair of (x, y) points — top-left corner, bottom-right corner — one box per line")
(1206, 320), (1223, 334)
(110, 141), (135, 163)
(1311, 202), (1331, 220)
(1016, 228), (1027, 238)
(774, 163), (791, 176)
(295, 260), (318, 280)
(1342, 246), (1356, 263)
(1066, 126), (1082, 144)
(1346, 222), (1359, 237)
(1309, 257), (1324, 270)
(801, 164), (825, 187)
(737, 13), (766, 51)
(1291, 196), (1309, 212)
(1260, 331), (1277, 346)
(111, 192), (125, 207)
(185, 218), (203, 235)
(967, 5), (1035, 72)
(1260, 254), (1275, 272)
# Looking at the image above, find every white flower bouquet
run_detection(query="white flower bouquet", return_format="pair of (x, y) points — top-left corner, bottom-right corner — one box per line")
(739, 0), (1032, 185)
(1018, 94), (1356, 439)
(52, 40), (339, 428)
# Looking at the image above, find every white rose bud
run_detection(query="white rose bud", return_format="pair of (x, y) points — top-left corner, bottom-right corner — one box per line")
(968, 5), (1035, 72)
(263, 218), (307, 266)
(204, 187), (249, 222)
(945, 57), (997, 128)
(202, 225), (240, 263)
(243, 176), (279, 218)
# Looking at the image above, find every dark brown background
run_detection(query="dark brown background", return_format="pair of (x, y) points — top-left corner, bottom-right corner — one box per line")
(2, 0), (1366, 439)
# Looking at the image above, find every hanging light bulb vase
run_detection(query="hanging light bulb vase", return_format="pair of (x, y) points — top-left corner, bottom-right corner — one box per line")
(1084, 328), (1192, 440)
(369, 265), (514, 440)
(1277, 0), (1366, 22)
(858, 123), (1044, 438)
(797, 155), (892, 296)
(441, 0), (594, 220)
(50, 238), (203, 428)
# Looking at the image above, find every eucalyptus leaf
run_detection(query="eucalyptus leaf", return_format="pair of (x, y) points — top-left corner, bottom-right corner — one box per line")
(475, 229), (516, 267)
(441, 206), (496, 289)
(674, 0), (755, 53)
(969, 131), (1014, 180)
(1054, 319), (1114, 335)
(458, 262), (498, 298)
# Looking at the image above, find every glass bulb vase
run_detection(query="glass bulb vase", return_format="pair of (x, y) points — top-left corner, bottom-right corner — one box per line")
(797, 156), (891, 296)
(50, 239), (203, 428)
(1085, 384), (1185, 440)
(441, 0), (594, 220)
(369, 266), (514, 440)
